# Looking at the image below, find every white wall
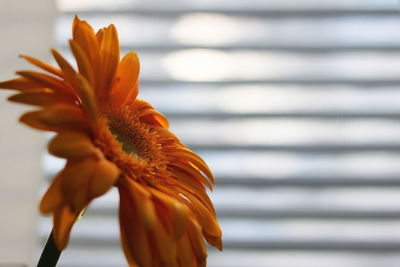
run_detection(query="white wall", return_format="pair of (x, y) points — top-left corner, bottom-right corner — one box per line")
(0, 0), (55, 265)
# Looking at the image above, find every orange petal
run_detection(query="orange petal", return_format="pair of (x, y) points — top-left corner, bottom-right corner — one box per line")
(0, 77), (44, 91)
(53, 47), (97, 121)
(48, 131), (96, 159)
(171, 172), (216, 215)
(169, 148), (214, 185)
(149, 219), (177, 265)
(121, 178), (157, 229)
(170, 160), (212, 190)
(177, 235), (195, 267)
(75, 74), (98, 120)
(149, 188), (190, 239)
(129, 99), (170, 127)
(20, 105), (88, 132)
(129, 99), (154, 111)
(69, 39), (95, 88)
(171, 201), (190, 239)
(20, 55), (63, 78)
(182, 192), (221, 237)
(99, 24), (120, 91)
(72, 17), (99, 65)
(60, 157), (119, 213)
(51, 49), (79, 89)
(72, 15), (81, 33)
(203, 231), (223, 251)
(119, 187), (153, 267)
(139, 108), (169, 128)
(89, 158), (120, 199)
(187, 217), (207, 264)
(40, 173), (63, 214)
(154, 126), (180, 141)
(8, 90), (74, 107)
(112, 51), (139, 105)
(197, 258), (207, 267)
(60, 158), (96, 213)
(53, 205), (77, 250)
(96, 28), (104, 44)
(121, 82), (139, 106)
(16, 71), (76, 97)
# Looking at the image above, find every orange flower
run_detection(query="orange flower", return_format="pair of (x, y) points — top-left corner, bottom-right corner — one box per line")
(0, 16), (222, 266)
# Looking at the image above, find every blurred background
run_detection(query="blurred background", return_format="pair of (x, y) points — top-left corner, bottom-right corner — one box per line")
(1, 0), (400, 266)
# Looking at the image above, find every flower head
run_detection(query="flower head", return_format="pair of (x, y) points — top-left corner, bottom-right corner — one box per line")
(0, 16), (222, 266)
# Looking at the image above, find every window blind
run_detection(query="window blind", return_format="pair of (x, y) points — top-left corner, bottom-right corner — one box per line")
(40, 0), (400, 266)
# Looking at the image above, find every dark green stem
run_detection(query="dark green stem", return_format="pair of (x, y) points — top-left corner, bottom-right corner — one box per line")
(37, 230), (61, 267)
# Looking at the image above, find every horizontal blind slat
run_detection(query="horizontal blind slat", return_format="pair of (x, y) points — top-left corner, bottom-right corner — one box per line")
(58, 0), (399, 12)
(57, 249), (400, 267)
(57, 15), (400, 48)
(57, 50), (400, 81)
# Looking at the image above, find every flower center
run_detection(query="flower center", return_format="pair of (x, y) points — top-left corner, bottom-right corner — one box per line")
(109, 127), (141, 158)
(108, 116), (154, 162)
(95, 107), (170, 185)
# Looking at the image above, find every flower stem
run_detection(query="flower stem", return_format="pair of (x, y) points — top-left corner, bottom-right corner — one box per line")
(37, 230), (61, 267)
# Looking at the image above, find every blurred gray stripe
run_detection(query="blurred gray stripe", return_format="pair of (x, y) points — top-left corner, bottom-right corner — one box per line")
(62, 9), (400, 17)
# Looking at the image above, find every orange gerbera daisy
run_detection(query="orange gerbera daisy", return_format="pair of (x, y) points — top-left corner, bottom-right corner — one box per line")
(0, 16), (222, 266)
